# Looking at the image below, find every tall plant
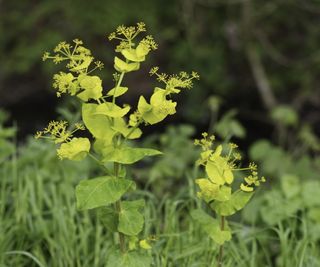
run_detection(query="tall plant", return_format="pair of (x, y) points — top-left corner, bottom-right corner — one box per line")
(35, 22), (199, 265)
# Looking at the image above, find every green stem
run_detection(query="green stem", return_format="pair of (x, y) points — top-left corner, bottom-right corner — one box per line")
(217, 216), (225, 267)
(113, 162), (126, 253)
(88, 153), (110, 173)
(113, 72), (125, 104)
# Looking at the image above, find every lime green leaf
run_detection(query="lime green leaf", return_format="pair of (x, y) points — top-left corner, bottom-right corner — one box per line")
(195, 178), (219, 202)
(82, 103), (115, 143)
(136, 43), (150, 57)
(106, 249), (152, 267)
(138, 90), (177, 125)
(121, 49), (145, 62)
(138, 96), (152, 113)
(206, 154), (234, 185)
(211, 191), (253, 216)
(215, 186), (232, 202)
(118, 199), (145, 236)
(107, 86), (128, 97)
(71, 57), (92, 71)
(102, 146), (162, 164)
(111, 118), (142, 139)
(77, 75), (103, 101)
(196, 179), (231, 203)
(97, 206), (118, 232)
(190, 209), (231, 245)
(139, 239), (152, 250)
(114, 57), (140, 73)
(56, 137), (90, 161)
(95, 102), (130, 118)
(205, 161), (225, 185)
(75, 176), (134, 210)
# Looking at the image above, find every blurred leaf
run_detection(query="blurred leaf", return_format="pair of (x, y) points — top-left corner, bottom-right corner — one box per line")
(271, 105), (298, 126)
(280, 174), (300, 199)
(190, 209), (231, 245)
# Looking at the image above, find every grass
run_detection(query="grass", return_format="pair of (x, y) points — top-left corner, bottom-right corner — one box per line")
(0, 138), (319, 266)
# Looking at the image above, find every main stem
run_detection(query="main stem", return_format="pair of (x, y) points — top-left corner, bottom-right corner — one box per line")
(113, 162), (126, 253)
(217, 216), (225, 267)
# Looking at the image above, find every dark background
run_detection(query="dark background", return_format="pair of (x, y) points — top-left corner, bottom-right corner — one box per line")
(1, 0), (320, 144)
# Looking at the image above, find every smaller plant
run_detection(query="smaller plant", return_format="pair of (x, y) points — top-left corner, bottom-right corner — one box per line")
(191, 133), (265, 267)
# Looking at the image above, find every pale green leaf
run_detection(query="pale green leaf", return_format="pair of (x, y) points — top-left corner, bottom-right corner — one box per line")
(205, 161), (225, 185)
(71, 57), (92, 71)
(106, 249), (152, 267)
(121, 49), (145, 62)
(97, 206), (118, 232)
(111, 118), (142, 139)
(75, 176), (133, 210)
(118, 199), (145, 236)
(280, 174), (300, 199)
(136, 43), (150, 57)
(190, 209), (231, 245)
(211, 191), (253, 216)
(102, 146), (162, 164)
(95, 102), (130, 118)
(82, 103), (115, 143)
(107, 86), (128, 97)
(114, 57), (140, 73)
(56, 137), (90, 161)
(77, 75), (103, 101)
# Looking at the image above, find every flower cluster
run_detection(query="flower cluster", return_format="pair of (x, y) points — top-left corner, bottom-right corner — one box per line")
(194, 132), (265, 196)
(35, 121), (90, 161)
(150, 67), (200, 94)
(43, 40), (104, 100)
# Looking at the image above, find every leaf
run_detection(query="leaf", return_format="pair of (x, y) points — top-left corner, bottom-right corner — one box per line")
(302, 181), (320, 207)
(95, 102), (131, 118)
(211, 191), (253, 216)
(118, 199), (145, 236)
(249, 140), (272, 161)
(195, 179), (231, 203)
(271, 105), (298, 126)
(82, 103), (115, 142)
(97, 206), (118, 232)
(107, 86), (128, 97)
(56, 137), (90, 161)
(121, 49), (145, 62)
(138, 90), (177, 125)
(116, 119), (142, 138)
(75, 176), (134, 210)
(205, 161), (225, 185)
(106, 249), (152, 267)
(136, 43), (150, 57)
(77, 75), (103, 101)
(114, 57), (140, 73)
(111, 118), (142, 139)
(190, 209), (231, 245)
(102, 146), (162, 164)
(71, 57), (92, 71)
(280, 174), (300, 199)
(206, 154), (234, 185)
